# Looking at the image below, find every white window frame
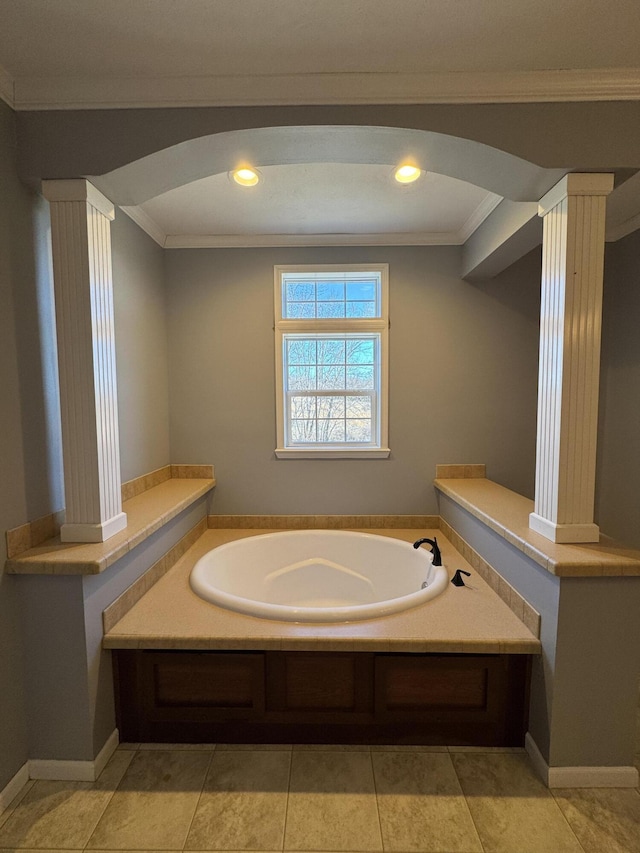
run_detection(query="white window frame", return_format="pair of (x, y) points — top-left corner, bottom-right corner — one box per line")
(274, 263), (390, 459)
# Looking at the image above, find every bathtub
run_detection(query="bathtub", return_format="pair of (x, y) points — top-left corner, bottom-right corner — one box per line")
(189, 530), (449, 622)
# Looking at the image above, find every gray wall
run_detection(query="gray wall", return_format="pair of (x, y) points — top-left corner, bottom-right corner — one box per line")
(0, 108), (171, 784)
(166, 245), (541, 514)
(0, 101), (58, 789)
(597, 230), (640, 548)
(16, 101), (640, 183)
(19, 496), (208, 761)
(439, 492), (640, 768)
(112, 211), (170, 482)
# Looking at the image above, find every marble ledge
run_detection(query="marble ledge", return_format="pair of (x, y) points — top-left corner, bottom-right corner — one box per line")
(4, 477), (215, 576)
(102, 635), (536, 654)
(434, 477), (640, 578)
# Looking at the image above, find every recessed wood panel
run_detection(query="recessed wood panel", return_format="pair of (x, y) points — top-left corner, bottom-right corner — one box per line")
(155, 658), (257, 708)
(113, 650), (530, 746)
(140, 652), (265, 723)
(284, 654), (355, 710)
(266, 652), (373, 717)
(381, 660), (488, 710)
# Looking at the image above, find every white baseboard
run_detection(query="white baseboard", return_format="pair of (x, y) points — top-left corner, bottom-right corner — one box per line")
(0, 761), (29, 817)
(28, 729), (119, 782)
(526, 732), (640, 788)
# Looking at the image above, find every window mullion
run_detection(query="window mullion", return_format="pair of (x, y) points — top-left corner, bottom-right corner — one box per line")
(277, 318), (387, 333)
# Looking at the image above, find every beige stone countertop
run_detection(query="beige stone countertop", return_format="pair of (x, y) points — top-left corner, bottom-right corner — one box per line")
(5, 478), (215, 575)
(103, 528), (541, 654)
(435, 477), (640, 577)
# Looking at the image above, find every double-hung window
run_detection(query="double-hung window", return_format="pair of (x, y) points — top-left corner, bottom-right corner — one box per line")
(274, 264), (389, 458)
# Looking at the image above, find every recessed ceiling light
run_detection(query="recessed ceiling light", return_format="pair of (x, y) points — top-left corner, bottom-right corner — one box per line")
(232, 167), (260, 187)
(394, 164), (423, 184)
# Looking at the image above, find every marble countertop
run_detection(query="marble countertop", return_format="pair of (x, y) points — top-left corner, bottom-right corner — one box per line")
(435, 478), (640, 577)
(103, 528), (541, 654)
(5, 478), (215, 575)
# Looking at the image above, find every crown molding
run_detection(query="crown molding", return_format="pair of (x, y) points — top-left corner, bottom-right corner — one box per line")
(457, 193), (504, 243)
(120, 209), (471, 248)
(605, 169), (640, 242)
(144, 202), (640, 248)
(0, 63), (15, 109)
(11, 67), (640, 110)
(163, 232), (465, 249)
(121, 183), (502, 249)
(120, 205), (166, 246)
(606, 210), (640, 242)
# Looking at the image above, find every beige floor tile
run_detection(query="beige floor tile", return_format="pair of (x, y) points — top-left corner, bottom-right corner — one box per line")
(214, 743), (292, 751)
(0, 782), (35, 831)
(138, 743), (215, 751)
(292, 744), (369, 751)
(452, 753), (584, 853)
(86, 749), (211, 850)
(553, 787), (640, 853)
(372, 751), (482, 852)
(371, 745), (448, 753)
(447, 746), (525, 753)
(0, 751), (132, 849)
(185, 749), (290, 851)
(285, 751), (382, 852)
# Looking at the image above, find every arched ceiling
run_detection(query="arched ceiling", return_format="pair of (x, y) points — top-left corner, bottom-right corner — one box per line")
(92, 125), (565, 206)
(90, 125), (567, 249)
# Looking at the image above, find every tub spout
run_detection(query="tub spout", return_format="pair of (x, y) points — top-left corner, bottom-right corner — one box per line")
(413, 537), (442, 566)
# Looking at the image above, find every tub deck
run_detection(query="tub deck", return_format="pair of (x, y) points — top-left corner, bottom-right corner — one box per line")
(103, 528), (540, 653)
(105, 528), (538, 746)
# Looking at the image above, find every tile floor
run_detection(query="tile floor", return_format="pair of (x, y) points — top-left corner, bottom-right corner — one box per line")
(1, 738), (639, 853)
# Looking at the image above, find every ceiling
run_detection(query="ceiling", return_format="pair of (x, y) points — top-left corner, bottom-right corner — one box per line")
(1, 1), (639, 247)
(1, 0), (640, 108)
(124, 165), (503, 249)
(1, 0), (638, 78)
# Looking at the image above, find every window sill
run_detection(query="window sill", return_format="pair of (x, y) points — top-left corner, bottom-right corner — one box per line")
(275, 447), (391, 459)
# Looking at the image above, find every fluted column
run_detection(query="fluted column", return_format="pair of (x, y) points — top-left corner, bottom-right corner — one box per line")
(529, 173), (613, 544)
(43, 179), (127, 543)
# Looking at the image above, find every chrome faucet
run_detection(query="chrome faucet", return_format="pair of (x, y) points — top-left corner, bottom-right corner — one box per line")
(413, 536), (442, 566)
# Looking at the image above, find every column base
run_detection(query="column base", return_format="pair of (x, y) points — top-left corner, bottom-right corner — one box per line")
(60, 512), (127, 543)
(528, 512), (600, 544)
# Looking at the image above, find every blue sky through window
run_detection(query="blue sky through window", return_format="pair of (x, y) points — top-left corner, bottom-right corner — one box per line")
(283, 274), (379, 319)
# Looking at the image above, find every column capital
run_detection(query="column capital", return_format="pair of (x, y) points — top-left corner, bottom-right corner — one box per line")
(538, 172), (614, 217)
(42, 179), (115, 220)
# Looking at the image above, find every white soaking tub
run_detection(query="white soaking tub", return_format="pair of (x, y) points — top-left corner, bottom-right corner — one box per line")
(189, 530), (449, 622)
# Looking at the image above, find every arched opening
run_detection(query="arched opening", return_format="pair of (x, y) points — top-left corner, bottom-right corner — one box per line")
(90, 125), (565, 251)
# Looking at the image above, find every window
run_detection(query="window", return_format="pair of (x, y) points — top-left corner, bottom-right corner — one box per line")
(274, 264), (389, 458)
